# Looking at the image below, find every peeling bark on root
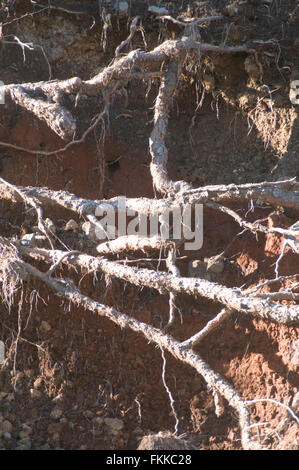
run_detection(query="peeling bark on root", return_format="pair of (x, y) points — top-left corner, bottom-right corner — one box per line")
(96, 235), (176, 255)
(149, 61), (192, 194)
(18, 246), (299, 325)
(1, 179), (298, 220)
(0, 36), (268, 143)
(0, 21), (298, 450)
(1, 235), (297, 449)
(15, 257), (263, 450)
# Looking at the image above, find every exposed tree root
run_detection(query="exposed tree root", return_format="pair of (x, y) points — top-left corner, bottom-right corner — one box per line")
(0, 12), (298, 450)
(96, 235), (176, 255)
(0, 241), (263, 449)
(15, 245), (299, 325)
(1, 178), (298, 217)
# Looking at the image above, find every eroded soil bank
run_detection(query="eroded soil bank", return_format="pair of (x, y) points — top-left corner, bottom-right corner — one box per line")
(0, 0), (298, 450)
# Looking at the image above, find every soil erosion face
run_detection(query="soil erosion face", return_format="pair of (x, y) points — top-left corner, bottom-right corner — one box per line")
(0, 0), (298, 450)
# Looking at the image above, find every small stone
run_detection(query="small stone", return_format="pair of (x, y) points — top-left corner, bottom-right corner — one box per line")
(224, 4), (238, 17)
(81, 221), (97, 241)
(47, 422), (63, 435)
(20, 233), (36, 246)
(64, 219), (79, 231)
(30, 388), (42, 399)
(117, 1), (129, 18)
(45, 218), (56, 235)
(65, 380), (74, 389)
(22, 423), (31, 431)
(1, 420), (13, 433)
(94, 416), (104, 426)
(24, 369), (34, 379)
(289, 87), (299, 106)
(40, 321), (51, 332)
(104, 417), (124, 435)
(3, 431), (12, 440)
(33, 378), (43, 390)
(203, 73), (215, 92)
(19, 429), (32, 439)
(50, 407), (63, 420)
(39, 443), (51, 450)
(244, 56), (261, 80)
(188, 260), (207, 278)
(133, 427), (144, 436)
(13, 371), (24, 381)
(5, 393), (14, 402)
(52, 432), (60, 442)
(7, 413), (16, 423)
(16, 444), (30, 450)
(148, 5), (169, 15)
(205, 254), (225, 274)
(31, 408), (38, 419)
(83, 410), (93, 419)
(52, 393), (64, 403)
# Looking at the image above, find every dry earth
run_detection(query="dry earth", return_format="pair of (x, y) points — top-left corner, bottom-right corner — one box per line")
(0, 0), (298, 450)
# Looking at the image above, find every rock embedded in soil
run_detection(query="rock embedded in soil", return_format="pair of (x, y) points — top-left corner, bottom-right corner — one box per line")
(51, 432), (60, 443)
(20, 233), (37, 246)
(64, 219), (79, 231)
(93, 416), (104, 426)
(50, 407), (63, 420)
(33, 377), (43, 389)
(40, 321), (51, 332)
(5, 393), (14, 402)
(47, 422), (63, 435)
(39, 443), (51, 450)
(118, 1), (129, 18)
(148, 5), (169, 15)
(204, 254), (225, 274)
(1, 420), (13, 433)
(137, 431), (199, 450)
(83, 410), (93, 419)
(30, 388), (42, 399)
(19, 424), (32, 439)
(52, 393), (64, 403)
(104, 417), (124, 435)
(44, 218), (56, 235)
(16, 438), (32, 450)
(188, 259), (209, 278)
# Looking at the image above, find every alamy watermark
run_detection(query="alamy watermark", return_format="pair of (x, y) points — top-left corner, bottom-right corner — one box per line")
(290, 80), (299, 105)
(94, 197), (203, 250)
(0, 340), (4, 365)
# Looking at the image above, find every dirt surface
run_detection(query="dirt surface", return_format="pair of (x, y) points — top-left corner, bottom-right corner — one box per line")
(0, 0), (298, 450)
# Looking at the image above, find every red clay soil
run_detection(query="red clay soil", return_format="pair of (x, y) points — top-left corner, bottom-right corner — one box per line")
(0, 0), (298, 451)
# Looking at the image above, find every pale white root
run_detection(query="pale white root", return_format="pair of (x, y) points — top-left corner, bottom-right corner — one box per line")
(17, 246), (299, 325)
(1, 179), (298, 219)
(0, 21), (298, 451)
(96, 235), (176, 255)
(8, 249), (263, 450)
